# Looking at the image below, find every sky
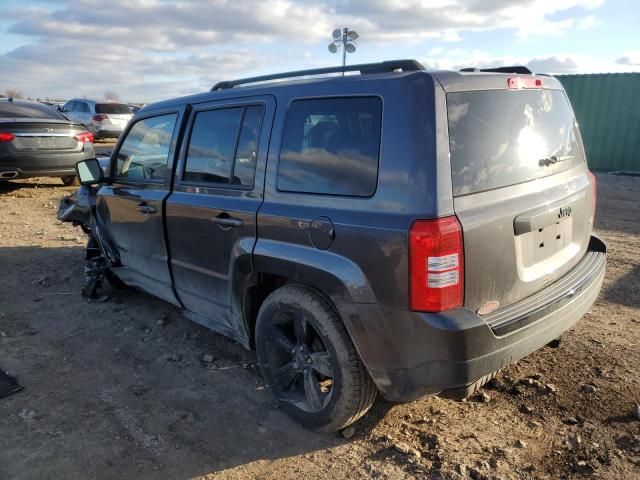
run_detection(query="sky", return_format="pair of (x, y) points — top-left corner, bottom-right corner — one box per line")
(0, 0), (638, 103)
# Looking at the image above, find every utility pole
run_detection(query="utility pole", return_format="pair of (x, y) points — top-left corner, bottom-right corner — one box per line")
(341, 28), (347, 68)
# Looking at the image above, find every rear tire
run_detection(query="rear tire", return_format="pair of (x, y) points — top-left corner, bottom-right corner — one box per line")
(61, 176), (79, 186)
(255, 284), (377, 432)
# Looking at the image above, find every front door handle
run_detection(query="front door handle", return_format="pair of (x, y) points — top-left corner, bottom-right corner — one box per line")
(211, 214), (243, 228)
(136, 203), (156, 215)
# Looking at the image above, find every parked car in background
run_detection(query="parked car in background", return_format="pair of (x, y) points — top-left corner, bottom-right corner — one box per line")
(129, 104), (144, 114)
(41, 101), (65, 112)
(62, 99), (132, 140)
(66, 60), (606, 432)
(0, 98), (94, 185)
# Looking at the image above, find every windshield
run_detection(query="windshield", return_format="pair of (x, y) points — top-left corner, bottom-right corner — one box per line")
(96, 103), (131, 114)
(447, 89), (584, 196)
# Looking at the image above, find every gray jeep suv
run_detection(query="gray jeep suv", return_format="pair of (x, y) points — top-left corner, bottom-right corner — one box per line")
(70, 60), (606, 432)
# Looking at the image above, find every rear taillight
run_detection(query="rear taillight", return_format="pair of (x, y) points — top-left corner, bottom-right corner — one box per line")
(409, 216), (464, 312)
(0, 132), (15, 142)
(93, 114), (108, 122)
(507, 77), (543, 89)
(588, 170), (597, 220)
(74, 132), (94, 143)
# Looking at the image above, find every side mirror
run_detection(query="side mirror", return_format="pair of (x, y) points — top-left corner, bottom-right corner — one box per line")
(76, 158), (104, 185)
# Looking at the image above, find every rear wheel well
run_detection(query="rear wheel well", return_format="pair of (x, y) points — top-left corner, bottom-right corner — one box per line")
(243, 273), (287, 348)
(243, 275), (344, 350)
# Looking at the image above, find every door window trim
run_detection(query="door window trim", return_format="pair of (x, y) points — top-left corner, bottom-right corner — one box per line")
(178, 101), (266, 191)
(109, 108), (183, 186)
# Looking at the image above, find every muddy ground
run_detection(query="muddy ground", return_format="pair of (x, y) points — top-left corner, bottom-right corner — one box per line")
(0, 172), (638, 480)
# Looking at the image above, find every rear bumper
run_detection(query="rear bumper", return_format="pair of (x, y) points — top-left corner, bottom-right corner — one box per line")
(0, 149), (93, 179)
(358, 235), (606, 402)
(0, 167), (76, 179)
(93, 125), (124, 137)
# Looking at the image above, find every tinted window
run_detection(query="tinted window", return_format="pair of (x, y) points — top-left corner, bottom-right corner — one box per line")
(81, 102), (91, 113)
(96, 103), (131, 114)
(184, 108), (243, 184)
(115, 114), (177, 181)
(278, 97), (382, 197)
(184, 105), (263, 187)
(448, 89), (584, 196)
(233, 105), (264, 186)
(0, 101), (66, 119)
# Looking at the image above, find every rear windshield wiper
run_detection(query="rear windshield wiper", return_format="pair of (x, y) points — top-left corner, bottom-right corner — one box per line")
(539, 155), (573, 166)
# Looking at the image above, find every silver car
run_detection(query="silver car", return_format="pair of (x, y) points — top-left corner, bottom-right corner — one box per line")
(62, 99), (132, 140)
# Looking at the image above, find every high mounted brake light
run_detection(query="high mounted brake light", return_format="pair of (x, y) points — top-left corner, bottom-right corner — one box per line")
(409, 216), (464, 312)
(507, 77), (543, 89)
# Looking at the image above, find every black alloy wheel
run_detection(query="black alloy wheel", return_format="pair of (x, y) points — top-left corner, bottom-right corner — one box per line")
(255, 284), (377, 432)
(265, 310), (334, 412)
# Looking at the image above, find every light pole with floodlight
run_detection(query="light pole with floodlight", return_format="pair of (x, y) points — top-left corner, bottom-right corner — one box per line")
(328, 28), (358, 72)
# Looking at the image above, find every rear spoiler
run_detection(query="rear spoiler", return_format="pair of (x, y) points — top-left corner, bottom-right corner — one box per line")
(460, 66), (533, 75)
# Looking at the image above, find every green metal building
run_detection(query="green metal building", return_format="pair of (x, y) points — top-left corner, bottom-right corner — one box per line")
(556, 73), (640, 172)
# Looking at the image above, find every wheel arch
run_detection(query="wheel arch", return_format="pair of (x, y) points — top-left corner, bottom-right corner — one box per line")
(230, 240), (377, 350)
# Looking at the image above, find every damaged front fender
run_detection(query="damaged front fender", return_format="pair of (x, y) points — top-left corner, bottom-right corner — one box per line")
(57, 185), (119, 302)
(57, 185), (95, 231)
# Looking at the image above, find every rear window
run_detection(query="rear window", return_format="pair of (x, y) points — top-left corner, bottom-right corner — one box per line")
(95, 103), (131, 114)
(0, 101), (66, 119)
(277, 97), (382, 197)
(448, 89), (584, 196)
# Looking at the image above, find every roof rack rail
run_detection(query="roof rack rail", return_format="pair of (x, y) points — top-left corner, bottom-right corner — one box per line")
(211, 59), (425, 91)
(460, 66), (533, 74)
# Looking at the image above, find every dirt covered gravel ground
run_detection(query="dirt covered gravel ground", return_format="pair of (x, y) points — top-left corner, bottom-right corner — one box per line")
(0, 173), (638, 480)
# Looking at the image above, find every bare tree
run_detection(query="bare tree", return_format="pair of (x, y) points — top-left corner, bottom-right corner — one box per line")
(5, 88), (24, 99)
(104, 90), (120, 101)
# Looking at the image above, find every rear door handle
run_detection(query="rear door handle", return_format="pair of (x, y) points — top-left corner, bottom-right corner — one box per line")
(211, 215), (243, 228)
(136, 203), (156, 215)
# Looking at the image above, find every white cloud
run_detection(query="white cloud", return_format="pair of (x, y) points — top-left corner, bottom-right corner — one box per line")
(526, 56), (579, 73)
(421, 50), (634, 75)
(577, 14), (599, 29)
(616, 52), (640, 66)
(0, 0), (615, 101)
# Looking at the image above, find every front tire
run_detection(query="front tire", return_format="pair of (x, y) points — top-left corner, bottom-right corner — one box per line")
(255, 284), (377, 432)
(61, 175), (79, 186)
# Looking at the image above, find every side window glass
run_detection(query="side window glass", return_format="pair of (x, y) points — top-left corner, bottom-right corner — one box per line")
(277, 97), (382, 197)
(233, 105), (264, 187)
(184, 108), (243, 184)
(115, 113), (177, 181)
(66, 101), (76, 111)
(81, 102), (90, 113)
(183, 104), (263, 187)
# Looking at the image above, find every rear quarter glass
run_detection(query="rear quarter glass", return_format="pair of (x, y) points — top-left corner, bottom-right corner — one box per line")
(277, 96), (382, 197)
(447, 89), (585, 196)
